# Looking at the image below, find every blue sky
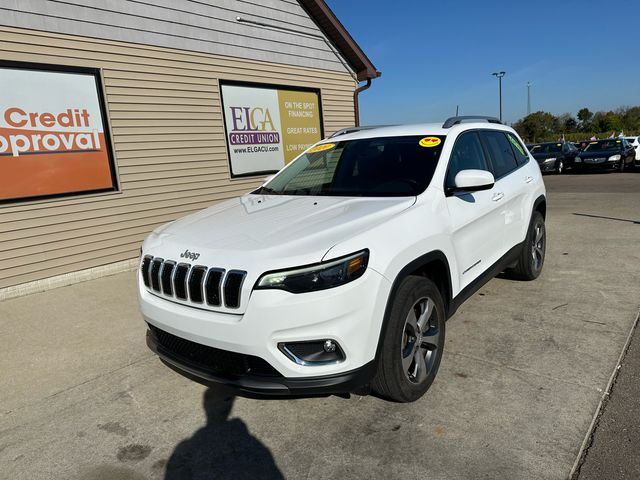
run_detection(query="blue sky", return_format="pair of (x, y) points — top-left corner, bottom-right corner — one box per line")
(326, 0), (640, 126)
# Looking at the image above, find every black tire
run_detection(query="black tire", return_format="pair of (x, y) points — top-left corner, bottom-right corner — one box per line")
(508, 211), (545, 280)
(556, 159), (564, 174)
(372, 276), (446, 403)
(619, 160), (625, 172)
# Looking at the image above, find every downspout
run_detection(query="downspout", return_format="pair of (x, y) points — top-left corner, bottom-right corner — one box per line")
(354, 78), (372, 127)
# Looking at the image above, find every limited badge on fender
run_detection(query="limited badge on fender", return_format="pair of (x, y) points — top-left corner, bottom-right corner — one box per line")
(306, 143), (335, 153)
(419, 136), (441, 148)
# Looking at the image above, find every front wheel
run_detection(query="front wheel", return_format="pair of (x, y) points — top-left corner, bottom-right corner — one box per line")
(556, 159), (564, 174)
(507, 211), (546, 280)
(372, 276), (446, 402)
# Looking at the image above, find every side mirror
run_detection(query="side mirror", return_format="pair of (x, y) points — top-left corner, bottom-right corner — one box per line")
(451, 169), (495, 194)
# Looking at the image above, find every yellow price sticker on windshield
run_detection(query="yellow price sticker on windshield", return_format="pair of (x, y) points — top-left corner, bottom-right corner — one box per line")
(306, 143), (335, 153)
(419, 136), (441, 148)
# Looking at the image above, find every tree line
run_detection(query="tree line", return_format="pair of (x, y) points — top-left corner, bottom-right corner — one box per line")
(512, 106), (640, 143)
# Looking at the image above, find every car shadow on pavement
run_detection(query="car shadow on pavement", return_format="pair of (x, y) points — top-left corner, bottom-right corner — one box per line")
(165, 386), (284, 480)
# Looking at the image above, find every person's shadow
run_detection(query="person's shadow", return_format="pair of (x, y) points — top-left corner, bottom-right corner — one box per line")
(165, 387), (284, 480)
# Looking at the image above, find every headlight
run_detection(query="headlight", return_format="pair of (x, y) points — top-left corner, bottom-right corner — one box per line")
(256, 250), (369, 293)
(608, 154), (621, 161)
(543, 157), (557, 163)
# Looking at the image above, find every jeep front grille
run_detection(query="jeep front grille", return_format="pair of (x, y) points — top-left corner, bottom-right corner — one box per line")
(141, 255), (246, 309)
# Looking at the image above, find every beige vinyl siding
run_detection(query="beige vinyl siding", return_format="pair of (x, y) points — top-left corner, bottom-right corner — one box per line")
(0, 25), (356, 289)
(0, 0), (351, 73)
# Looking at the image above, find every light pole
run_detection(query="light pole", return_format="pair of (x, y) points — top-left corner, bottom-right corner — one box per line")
(492, 71), (506, 122)
(527, 81), (532, 115)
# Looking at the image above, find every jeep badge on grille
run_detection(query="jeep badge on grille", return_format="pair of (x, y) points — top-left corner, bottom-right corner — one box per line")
(180, 249), (200, 261)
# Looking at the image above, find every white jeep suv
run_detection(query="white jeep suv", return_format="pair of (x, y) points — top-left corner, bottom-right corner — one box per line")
(138, 116), (546, 402)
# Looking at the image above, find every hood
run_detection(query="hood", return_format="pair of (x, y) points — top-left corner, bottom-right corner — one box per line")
(155, 194), (416, 259)
(142, 194), (415, 313)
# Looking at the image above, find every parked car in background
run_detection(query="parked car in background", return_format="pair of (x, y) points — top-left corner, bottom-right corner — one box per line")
(527, 141), (580, 174)
(624, 136), (640, 165)
(574, 138), (635, 171)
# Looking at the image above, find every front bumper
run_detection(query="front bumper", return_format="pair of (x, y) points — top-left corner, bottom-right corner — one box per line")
(574, 158), (619, 170)
(146, 326), (376, 395)
(139, 267), (391, 390)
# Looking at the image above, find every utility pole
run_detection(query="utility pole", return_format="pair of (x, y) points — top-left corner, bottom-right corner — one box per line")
(527, 81), (532, 116)
(492, 71), (506, 122)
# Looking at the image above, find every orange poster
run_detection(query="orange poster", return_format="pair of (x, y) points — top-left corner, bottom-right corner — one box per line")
(0, 65), (116, 202)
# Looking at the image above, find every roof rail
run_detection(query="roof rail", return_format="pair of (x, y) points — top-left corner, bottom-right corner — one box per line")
(329, 125), (391, 138)
(442, 116), (502, 129)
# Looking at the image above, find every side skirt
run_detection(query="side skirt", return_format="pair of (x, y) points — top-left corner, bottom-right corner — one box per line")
(447, 242), (524, 318)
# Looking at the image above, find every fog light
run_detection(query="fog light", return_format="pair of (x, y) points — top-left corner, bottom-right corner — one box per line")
(278, 340), (345, 365)
(323, 339), (336, 352)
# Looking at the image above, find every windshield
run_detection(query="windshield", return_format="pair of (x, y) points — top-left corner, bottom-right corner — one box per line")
(253, 135), (445, 197)
(529, 143), (562, 154)
(583, 140), (622, 152)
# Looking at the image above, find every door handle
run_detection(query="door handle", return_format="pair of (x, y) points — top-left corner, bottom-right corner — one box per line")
(525, 176), (534, 183)
(492, 192), (504, 202)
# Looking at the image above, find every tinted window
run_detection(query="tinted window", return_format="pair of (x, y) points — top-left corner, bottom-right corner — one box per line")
(445, 131), (489, 190)
(255, 135), (445, 197)
(506, 133), (530, 165)
(482, 131), (519, 178)
(531, 143), (561, 154)
(583, 140), (622, 152)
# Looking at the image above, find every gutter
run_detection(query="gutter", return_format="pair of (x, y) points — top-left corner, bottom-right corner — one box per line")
(354, 79), (372, 127)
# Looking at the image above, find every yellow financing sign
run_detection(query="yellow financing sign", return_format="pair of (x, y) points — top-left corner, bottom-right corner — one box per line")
(278, 90), (322, 163)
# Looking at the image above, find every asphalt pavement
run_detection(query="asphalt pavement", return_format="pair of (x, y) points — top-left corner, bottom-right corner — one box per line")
(1, 171), (639, 480)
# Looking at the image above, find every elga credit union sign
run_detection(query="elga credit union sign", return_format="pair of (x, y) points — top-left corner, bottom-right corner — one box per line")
(0, 63), (116, 203)
(220, 82), (323, 176)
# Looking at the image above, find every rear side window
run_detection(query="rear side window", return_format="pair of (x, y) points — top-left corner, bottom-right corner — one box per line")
(506, 133), (529, 165)
(445, 131), (489, 190)
(481, 131), (519, 178)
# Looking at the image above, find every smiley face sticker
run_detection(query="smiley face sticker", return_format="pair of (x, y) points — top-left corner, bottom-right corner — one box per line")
(419, 136), (441, 148)
(306, 143), (335, 153)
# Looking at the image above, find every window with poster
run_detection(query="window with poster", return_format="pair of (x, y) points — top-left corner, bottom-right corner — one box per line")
(220, 80), (324, 177)
(0, 61), (118, 204)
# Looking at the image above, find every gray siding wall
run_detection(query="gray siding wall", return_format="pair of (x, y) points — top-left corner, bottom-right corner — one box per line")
(0, 0), (353, 74)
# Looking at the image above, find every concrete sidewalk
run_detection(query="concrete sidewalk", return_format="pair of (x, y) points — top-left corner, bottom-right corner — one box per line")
(1, 173), (639, 479)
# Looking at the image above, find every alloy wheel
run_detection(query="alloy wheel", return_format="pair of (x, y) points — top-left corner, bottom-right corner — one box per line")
(531, 222), (545, 271)
(401, 296), (440, 384)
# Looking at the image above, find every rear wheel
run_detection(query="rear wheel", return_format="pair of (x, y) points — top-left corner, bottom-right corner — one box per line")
(508, 211), (545, 280)
(372, 276), (445, 402)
